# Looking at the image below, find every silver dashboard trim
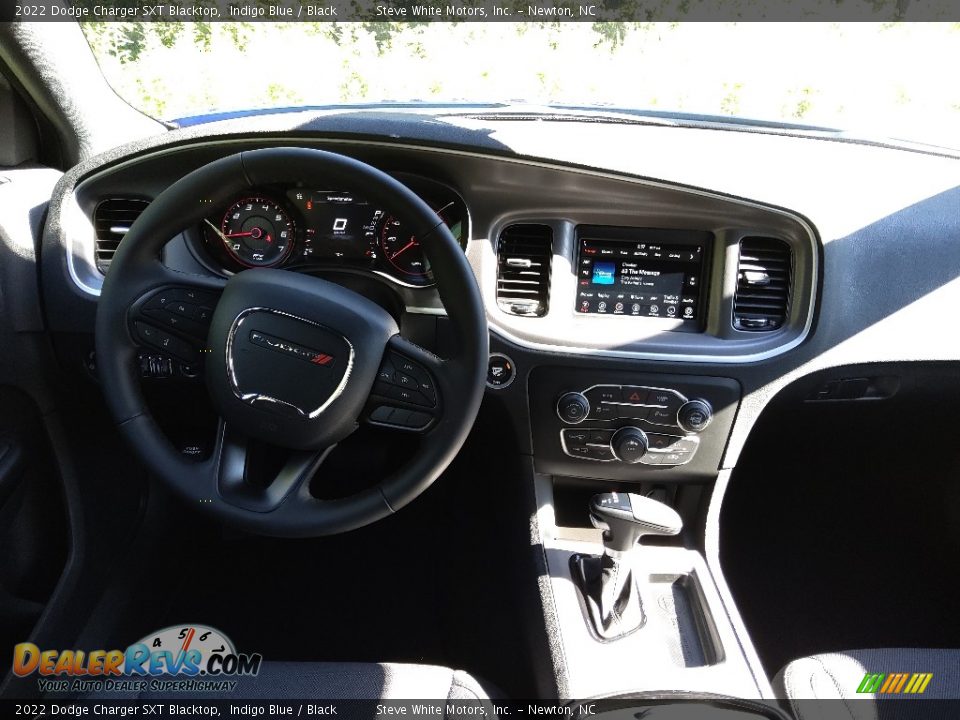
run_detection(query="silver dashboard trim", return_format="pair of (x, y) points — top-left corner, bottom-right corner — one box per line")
(65, 195), (104, 298)
(65, 135), (819, 363)
(559, 428), (700, 466)
(225, 306), (355, 420)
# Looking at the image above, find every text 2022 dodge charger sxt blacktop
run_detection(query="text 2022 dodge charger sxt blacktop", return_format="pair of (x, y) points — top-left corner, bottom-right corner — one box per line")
(0, 17), (958, 720)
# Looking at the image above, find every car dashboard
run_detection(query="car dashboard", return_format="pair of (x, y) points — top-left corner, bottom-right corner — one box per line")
(14, 106), (960, 703)
(40, 111), (960, 483)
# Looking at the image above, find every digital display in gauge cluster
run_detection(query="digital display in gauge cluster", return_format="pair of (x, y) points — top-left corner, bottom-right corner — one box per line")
(202, 181), (467, 287)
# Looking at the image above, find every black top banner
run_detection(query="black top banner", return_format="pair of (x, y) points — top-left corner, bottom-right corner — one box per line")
(6, 0), (959, 22)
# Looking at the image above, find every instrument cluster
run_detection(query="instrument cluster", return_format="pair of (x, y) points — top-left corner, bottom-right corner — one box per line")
(199, 178), (468, 287)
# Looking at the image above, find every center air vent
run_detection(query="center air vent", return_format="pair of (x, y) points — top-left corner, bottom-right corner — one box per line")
(733, 237), (792, 331)
(94, 197), (150, 273)
(496, 224), (553, 317)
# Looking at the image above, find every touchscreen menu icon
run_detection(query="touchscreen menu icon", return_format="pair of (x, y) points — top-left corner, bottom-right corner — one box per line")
(591, 261), (616, 285)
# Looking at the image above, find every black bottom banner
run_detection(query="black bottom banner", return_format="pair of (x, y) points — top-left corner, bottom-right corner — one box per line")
(3, 698), (959, 720)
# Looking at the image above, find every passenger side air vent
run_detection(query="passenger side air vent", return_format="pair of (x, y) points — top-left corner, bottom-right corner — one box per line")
(733, 237), (792, 331)
(94, 197), (150, 273)
(496, 224), (553, 317)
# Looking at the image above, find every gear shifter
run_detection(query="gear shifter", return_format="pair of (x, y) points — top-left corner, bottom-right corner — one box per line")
(571, 491), (683, 641)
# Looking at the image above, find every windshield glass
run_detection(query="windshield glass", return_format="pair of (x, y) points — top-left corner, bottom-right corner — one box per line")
(80, 21), (960, 148)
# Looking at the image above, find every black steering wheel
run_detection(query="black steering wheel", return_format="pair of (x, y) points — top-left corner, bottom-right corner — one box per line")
(95, 147), (488, 537)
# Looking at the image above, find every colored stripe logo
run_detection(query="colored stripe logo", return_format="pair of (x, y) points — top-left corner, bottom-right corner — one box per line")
(857, 672), (933, 694)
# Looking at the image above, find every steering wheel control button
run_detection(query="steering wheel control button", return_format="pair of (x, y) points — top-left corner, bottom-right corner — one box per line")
(141, 287), (220, 343)
(134, 321), (197, 362)
(138, 353), (174, 378)
(370, 406), (394, 423)
(405, 411), (432, 429)
(678, 399), (714, 432)
(486, 353), (516, 389)
(557, 392), (590, 424)
(377, 352), (438, 407)
(611, 426), (649, 463)
(368, 405), (433, 431)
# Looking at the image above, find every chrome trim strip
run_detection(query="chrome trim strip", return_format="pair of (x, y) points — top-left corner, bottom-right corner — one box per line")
(65, 195), (103, 297)
(225, 306), (355, 420)
(559, 428), (699, 466)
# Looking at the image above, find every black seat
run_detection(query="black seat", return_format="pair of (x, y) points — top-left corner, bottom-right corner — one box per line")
(90, 661), (498, 709)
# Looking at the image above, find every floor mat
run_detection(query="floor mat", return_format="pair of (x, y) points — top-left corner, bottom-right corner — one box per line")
(721, 365), (960, 677)
(153, 400), (538, 697)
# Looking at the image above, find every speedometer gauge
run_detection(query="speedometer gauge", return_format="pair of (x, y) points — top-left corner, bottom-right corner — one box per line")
(378, 203), (464, 280)
(379, 216), (430, 278)
(220, 197), (295, 267)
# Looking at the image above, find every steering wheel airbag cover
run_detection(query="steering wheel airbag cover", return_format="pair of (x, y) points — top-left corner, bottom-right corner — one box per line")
(206, 268), (398, 449)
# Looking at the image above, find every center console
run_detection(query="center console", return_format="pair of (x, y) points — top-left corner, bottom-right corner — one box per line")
(524, 365), (775, 710)
(531, 473), (772, 705)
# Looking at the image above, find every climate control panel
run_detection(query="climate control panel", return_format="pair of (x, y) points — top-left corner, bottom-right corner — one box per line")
(556, 384), (711, 465)
(560, 426), (699, 466)
(556, 385), (713, 433)
(530, 368), (740, 482)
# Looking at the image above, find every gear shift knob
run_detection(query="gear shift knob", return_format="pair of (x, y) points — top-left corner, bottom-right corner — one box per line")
(589, 491), (683, 554)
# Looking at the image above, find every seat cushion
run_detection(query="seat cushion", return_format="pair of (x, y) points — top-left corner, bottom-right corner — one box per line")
(774, 648), (959, 720)
(88, 661), (497, 707)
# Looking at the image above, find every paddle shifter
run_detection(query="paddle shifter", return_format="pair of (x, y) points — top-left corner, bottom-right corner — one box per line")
(571, 491), (683, 641)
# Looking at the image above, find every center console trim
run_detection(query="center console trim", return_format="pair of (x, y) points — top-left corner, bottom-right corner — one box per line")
(531, 470), (771, 700)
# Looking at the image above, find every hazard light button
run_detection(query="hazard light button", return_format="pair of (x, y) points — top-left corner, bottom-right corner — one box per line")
(621, 386), (651, 404)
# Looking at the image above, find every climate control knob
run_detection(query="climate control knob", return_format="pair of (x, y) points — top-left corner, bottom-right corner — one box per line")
(556, 392), (590, 424)
(611, 426), (649, 464)
(678, 399), (713, 433)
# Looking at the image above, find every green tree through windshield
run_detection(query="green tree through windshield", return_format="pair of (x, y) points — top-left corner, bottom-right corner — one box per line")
(80, 21), (960, 148)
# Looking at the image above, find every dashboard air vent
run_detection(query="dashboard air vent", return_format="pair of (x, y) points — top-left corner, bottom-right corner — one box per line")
(496, 224), (553, 317)
(733, 237), (792, 331)
(94, 197), (150, 273)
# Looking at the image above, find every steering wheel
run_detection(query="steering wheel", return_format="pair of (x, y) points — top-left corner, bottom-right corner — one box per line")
(95, 147), (488, 537)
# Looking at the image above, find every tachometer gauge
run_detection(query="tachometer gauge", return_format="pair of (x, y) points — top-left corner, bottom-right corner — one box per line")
(219, 197), (295, 267)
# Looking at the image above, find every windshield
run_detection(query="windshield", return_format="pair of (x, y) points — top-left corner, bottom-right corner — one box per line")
(80, 21), (960, 149)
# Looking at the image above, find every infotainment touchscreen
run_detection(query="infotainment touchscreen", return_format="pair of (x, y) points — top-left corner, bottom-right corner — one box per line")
(574, 226), (710, 326)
